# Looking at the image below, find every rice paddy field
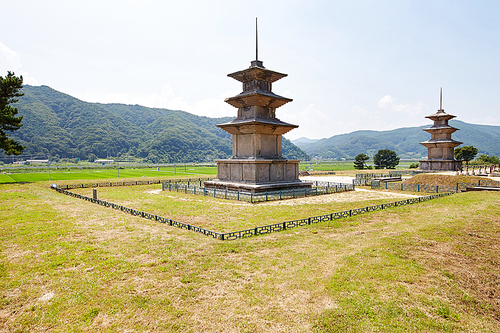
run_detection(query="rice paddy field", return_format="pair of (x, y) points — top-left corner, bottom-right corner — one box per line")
(0, 165), (217, 183)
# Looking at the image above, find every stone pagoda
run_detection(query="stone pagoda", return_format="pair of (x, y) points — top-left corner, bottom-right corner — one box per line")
(419, 88), (462, 171)
(204, 24), (311, 193)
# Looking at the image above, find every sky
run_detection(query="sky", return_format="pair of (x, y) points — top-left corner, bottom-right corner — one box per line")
(1, 0), (499, 140)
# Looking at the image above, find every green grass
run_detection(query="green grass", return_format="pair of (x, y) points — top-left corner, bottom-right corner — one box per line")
(72, 185), (422, 232)
(0, 166), (217, 183)
(1, 180), (499, 332)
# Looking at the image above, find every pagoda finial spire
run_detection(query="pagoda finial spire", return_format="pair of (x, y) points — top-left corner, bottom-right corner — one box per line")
(250, 18), (264, 68)
(439, 87), (443, 110)
(256, 17), (258, 61)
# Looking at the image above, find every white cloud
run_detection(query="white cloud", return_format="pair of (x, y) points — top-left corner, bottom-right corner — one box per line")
(0, 42), (21, 69)
(283, 104), (344, 140)
(350, 105), (374, 117)
(0, 42), (39, 85)
(81, 84), (235, 118)
(377, 95), (427, 116)
(482, 115), (500, 126)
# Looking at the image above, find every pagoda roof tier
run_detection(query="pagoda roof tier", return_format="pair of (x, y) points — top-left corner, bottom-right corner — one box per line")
(419, 138), (462, 148)
(225, 90), (293, 109)
(425, 110), (457, 121)
(217, 117), (298, 135)
(423, 125), (460, 134)
(228, 66), (288, 83)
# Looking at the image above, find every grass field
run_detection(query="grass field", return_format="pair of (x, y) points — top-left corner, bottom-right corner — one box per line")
(71, 184), (420, 232)
(1, 177), (499, 332)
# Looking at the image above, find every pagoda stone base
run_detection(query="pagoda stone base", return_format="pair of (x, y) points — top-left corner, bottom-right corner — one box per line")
(204, 158), (312, 193)
(419, 160), (462, 171)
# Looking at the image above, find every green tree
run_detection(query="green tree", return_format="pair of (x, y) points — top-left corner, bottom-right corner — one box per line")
(454, 145), (478, 165)
(0, 72), (25, 155)
(477, 154), (500, 165)
(354, 153), (370, 170)
(373, 149), (400, 169)
(87, 153), (98, 162)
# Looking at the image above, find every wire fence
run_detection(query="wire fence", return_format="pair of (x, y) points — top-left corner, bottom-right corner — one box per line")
(162, 181), (354, 203)
(52, 182), (454, 241)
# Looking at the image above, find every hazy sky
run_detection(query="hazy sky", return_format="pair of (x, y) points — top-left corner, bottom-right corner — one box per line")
(1, 0), (499, 140)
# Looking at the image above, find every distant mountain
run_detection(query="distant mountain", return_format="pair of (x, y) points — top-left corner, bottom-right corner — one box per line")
(291, 137), (320, 145)
(5, 85), (309, 162)
(295, 121), (500, 159)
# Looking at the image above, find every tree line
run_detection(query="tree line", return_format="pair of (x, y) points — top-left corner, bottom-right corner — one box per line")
(354, 146), (498, 170)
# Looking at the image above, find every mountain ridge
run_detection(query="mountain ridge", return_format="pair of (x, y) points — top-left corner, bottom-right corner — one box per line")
(5, 85), (309, 162)
(292, 120), (500, 159)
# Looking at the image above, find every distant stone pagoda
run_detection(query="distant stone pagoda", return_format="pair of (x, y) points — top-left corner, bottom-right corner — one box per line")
(419, 88), (462, 171)
(204, 22), (311, 193)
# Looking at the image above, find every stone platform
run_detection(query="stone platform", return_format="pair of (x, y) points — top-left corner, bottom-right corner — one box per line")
(204, 158), (312, 193)
(419, 160), (462, 171)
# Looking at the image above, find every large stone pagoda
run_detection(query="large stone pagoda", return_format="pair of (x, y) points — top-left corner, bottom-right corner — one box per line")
(204, 29), (311, 193)
(419, 89), (462, 171)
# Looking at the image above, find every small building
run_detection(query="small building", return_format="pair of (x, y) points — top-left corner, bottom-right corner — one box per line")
(25, 160), (49, 165)
(94, 159), (115, 164)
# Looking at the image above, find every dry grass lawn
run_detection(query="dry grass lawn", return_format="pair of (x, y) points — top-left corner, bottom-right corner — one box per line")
(0, 179), (499, 332)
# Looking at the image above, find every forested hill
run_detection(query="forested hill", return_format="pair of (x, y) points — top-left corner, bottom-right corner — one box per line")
(8, 85), (309, 162)
(294, 120), (500, 159)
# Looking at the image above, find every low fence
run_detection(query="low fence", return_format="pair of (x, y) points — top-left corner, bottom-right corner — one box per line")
(56, 177), (215, 190)
(371, 178), (500, 193)
(52, 184), (453, 241)
(222, 192), (452, 240)
(355, 170), (423, 180)
(162, 181), (354, 203)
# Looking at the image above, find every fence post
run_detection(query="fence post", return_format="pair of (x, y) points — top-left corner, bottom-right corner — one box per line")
(436, 185), (439, 193)
(456, 183), (459, 193)
(251, 193), (253, 203)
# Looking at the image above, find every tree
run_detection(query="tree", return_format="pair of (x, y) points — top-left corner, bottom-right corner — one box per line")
(477, 154), (500, 165)
(87, 153), (98, 162)
(0, 72), (25, 155)
(454, 145), (478, 165)
(354, 153), (370, 170)
(373, 149), (400, 169)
